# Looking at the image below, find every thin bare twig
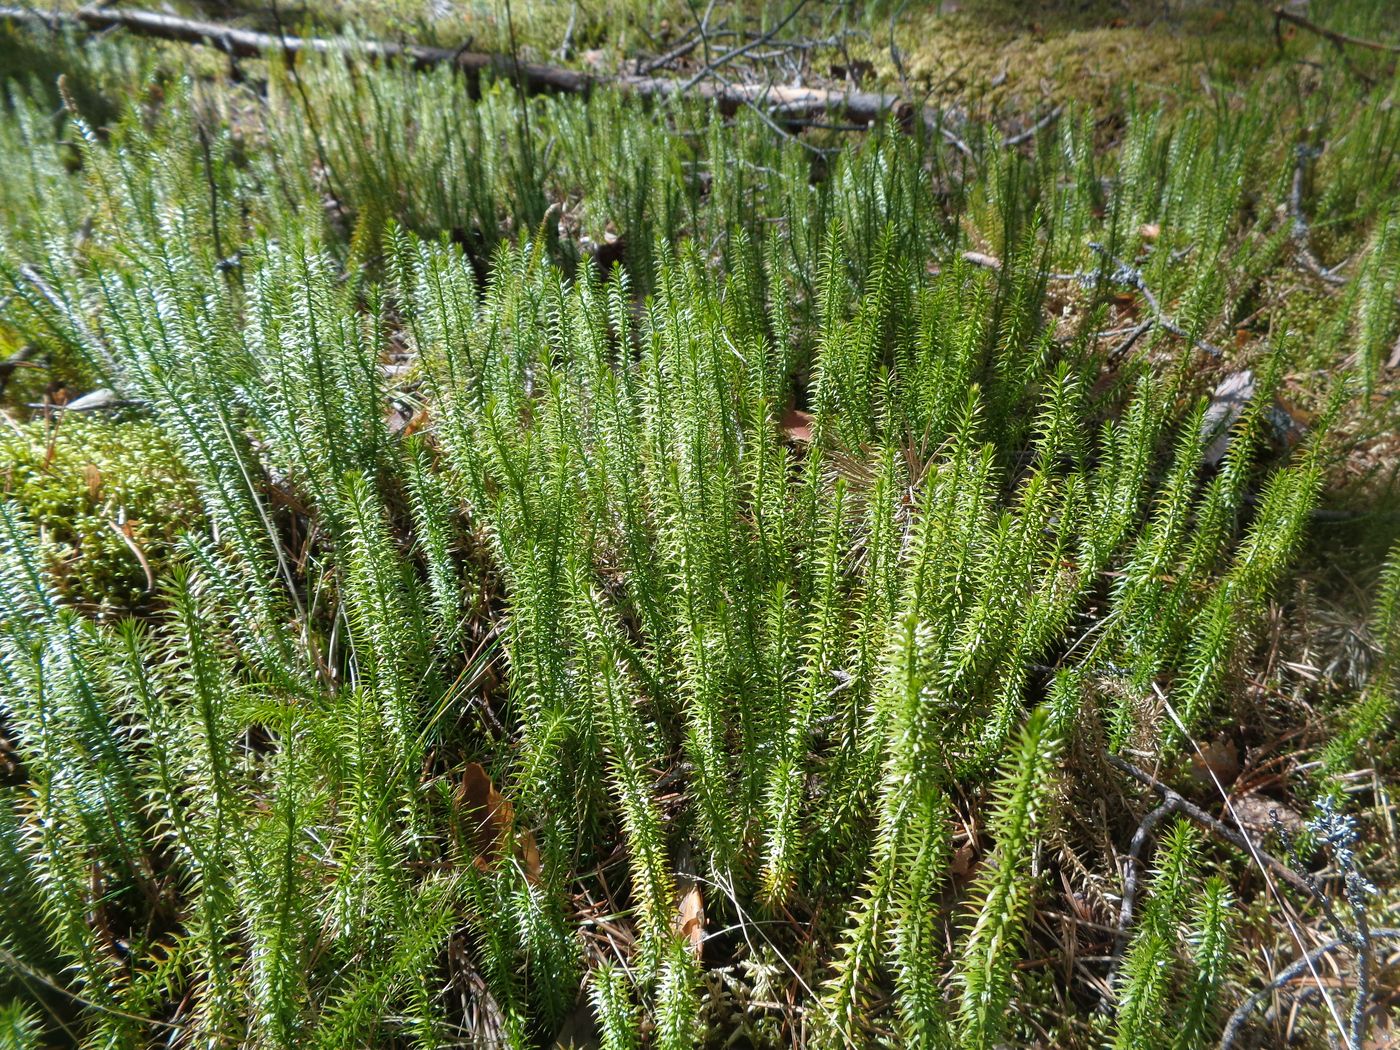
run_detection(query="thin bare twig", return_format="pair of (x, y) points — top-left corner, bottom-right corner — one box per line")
(1052, 244), (1224, 358)
(637, 32), (703, 75)
(678, 0), (812, 94)
(1156, 692), (1355, 1045)
(1273, 6), (1400, 56)
(107, 519), (156, 593)
(1106, 318), (1154, 362)
(1001, 104), (1063, 149)
(1219, 930), (1400, 1050)
(553, 0), (577, 62)
(1290, 144), (1348, 286)
(1103, 800), (1177, 996)
(1104, 752), (1316, 899)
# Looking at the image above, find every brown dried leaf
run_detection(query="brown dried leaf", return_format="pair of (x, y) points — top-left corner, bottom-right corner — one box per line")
(1270, 398), (1313, 450)
(388, 406), (429, 437)
(82, 463), (102, 501)
(949, 842), (978, 878)
(676, 882), (705, 959)
(779, 408), (814, 444)
(458, 761), (512, 866)
(519, 828), (542, 883)
(456, 762), (542, 882)
(1138, 222), (1161, 241)
(1188, 737), (1241, 789)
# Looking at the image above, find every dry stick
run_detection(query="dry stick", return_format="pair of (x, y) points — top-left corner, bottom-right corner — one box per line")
(1286, 142), (1400, 349)
(1349, 897), (1374, 1050)
(1104, 753), (1317, 899)
(1102, 798), (1178, 997)
(1273, 6), (1400, 56)
(671, 0), (717, 92)
(107, 520), (156, 593)
(1290, 144), (1347, 287)
(637, 32), (704, 75)
(888, 0), (911, 95)
(1218, 930), (1400, 1050)
(0, 4), (921, 128)
(1104, 752), (1358, 1042)
(1001, 104), (1063, 149)
(677, 0), (812, 93)
(553, 0), (578, 62)
(1090, 243), (1225, 357)
(940, 121), (974, 160)
(1157, 691), (1355, 1046)
(1047, 245), (1223, 359)
(1106, 318), (1154, 362)
(729, 68), (835, 159)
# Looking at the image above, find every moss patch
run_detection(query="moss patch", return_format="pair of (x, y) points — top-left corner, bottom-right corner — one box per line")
(0, 416), (202, 612)
(866, 1), (1278, 114)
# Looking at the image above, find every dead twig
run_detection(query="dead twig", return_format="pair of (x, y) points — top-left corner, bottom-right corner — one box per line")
(1001, 104), (1063, 149)
(553, 0), (577, 62)
(1104, 752), (1317, 899)
(1102, 799), (1178, 998)
(107, 519), (156, 594)
(637, 32), (704, 75)
(677, 0), (812, 94)
(1290, 144), (1348, 287)
(0, 4), (597, 89)
(1106, 318), (1154, 362)
(1273, 6), (1400, 56)
(1219, 929), (1400, 1050)
(1051, 244), (1223, 358)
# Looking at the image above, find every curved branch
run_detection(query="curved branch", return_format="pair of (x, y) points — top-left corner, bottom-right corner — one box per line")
(1219, 929), (1400, 1050)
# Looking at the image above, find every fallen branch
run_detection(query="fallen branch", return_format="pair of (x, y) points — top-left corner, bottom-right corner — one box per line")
(1102, 798), (1177, 998)
(1100, 752), (1338, 1014)
(1104, 752), (1316, 899)
(1001, 104), (1063, 149)
(1273, 6), (1400, 56)
(1051, 244), (1224, 358)
(1289, 144), (1347, 287)
(1218, 929), (1400, 1050)
(677, 0), (812, 93)
(0, 4), (923, 128)
(0, 4), (592, 90)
